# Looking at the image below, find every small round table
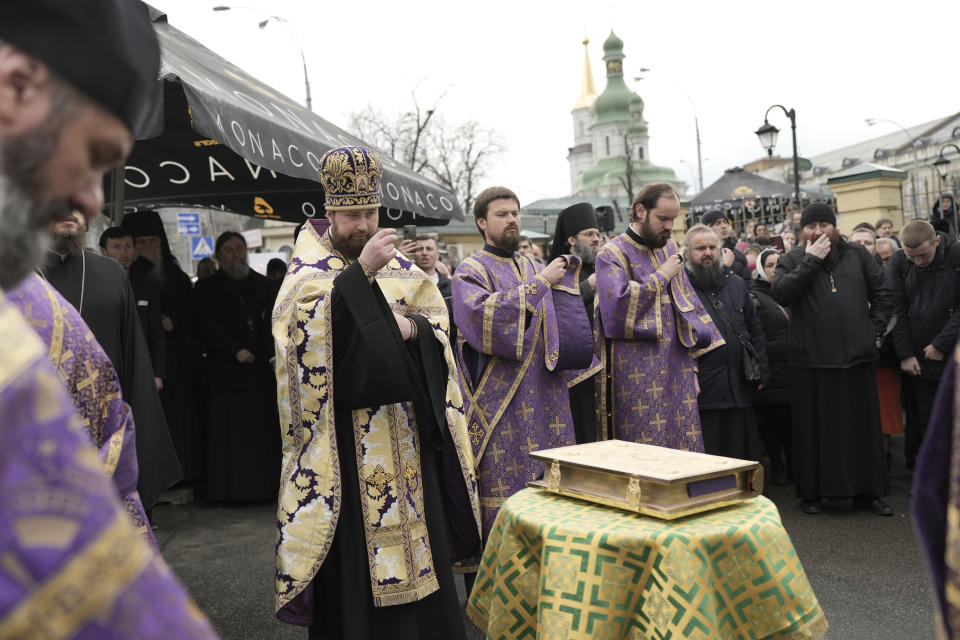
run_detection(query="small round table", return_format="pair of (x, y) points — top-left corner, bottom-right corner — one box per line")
(467, 488), (827, 639)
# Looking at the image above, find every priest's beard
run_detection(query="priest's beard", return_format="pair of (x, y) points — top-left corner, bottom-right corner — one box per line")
(0, 176), (49, 289)
(0, 116), (74, 289)
(686, 260), (726, 291)
(638, 217), (670, 248)
(487, 226), (520, 253)
(330, 223), (371, 260)
(220, 261), (250, 281)
(572, 239), (599, 265)
(51, 226), (85, 256)
(146, 258), (167, 288)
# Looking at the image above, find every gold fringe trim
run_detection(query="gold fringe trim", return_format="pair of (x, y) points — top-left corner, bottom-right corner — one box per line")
(452, 559), (480, 574)
(371, 576), (439, 608)
(769, 609), (829, 639)
(465, 602), (489, 632)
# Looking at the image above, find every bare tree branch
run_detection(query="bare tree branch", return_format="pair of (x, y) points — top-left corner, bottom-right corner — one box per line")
(349, 91), (506, 214)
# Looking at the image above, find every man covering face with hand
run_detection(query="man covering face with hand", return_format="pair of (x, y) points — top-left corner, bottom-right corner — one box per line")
(771, 202), (893, 516)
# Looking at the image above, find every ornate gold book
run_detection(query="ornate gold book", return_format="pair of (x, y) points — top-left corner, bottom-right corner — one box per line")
(528, 440), (762, 519)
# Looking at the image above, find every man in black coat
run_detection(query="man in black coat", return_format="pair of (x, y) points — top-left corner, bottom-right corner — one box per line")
(684, 225), (768, 459)
(122, 210), (204, 484)
(930, 193), (956, 237)
(772, 203), (893, 516)
(890, 220), (960, 468)
(701, 209), (749, 280)
(42, 211), (182, 509)
(195, 231), (280, 501)
(99, 226), (165, 391)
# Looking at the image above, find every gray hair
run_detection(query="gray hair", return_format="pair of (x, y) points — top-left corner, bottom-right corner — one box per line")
(684, 223), (720, 252)
(876, 237), (898, 253)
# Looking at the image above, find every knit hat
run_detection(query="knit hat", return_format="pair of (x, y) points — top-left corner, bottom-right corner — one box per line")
(0, 0), (160, 135)
(799, 203), (836, 228)
(700, 209), (728, 227)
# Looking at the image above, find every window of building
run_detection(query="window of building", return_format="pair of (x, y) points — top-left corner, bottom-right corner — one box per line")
(637, 147), (644, 160)
(605, 136), (610, 156)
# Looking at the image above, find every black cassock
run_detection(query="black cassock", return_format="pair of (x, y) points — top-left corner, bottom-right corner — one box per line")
(569, 261), (598, 443)
(306, 262), (474, 640)
(195, 269), (280, 501)
(131, 256), (203, 482)
(129, 269), (166, 381)
(41, 249), (183, 508)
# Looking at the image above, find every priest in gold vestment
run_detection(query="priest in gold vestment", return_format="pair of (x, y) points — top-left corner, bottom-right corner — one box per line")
(272, 146), (481, 639)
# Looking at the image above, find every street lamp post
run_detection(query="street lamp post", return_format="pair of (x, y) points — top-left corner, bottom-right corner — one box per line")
(866, 118), (921, 219)
(755, 105), (801, 211)
(933, 143), (960, 232)
(674, 84), (704, 193)
(213, 6), (312, 112)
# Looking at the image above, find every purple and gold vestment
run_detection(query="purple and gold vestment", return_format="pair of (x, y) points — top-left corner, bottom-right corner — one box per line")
(0, 290), (217, 639)
(452, 249), (579, 537)
(7, 275), (152, 544)
(594, 233), (724, 450)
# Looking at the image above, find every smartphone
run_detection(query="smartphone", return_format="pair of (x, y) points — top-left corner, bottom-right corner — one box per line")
(771, 235), (785, 252)
(402, 224), (417, 242)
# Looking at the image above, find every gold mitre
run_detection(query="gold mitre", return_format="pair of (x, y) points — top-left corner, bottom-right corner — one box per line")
(318, 145), (383, 211)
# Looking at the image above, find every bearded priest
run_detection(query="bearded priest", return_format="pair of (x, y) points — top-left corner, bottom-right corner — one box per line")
(272, 146), (482, 639)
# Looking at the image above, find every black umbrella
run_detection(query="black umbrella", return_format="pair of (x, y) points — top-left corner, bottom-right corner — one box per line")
(105, 12), (462, 227)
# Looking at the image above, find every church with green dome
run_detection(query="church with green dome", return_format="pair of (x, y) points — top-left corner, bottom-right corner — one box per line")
(568, 32), (684, 200)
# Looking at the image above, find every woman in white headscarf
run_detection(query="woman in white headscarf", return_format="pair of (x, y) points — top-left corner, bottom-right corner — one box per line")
(749, 249), (792, 484)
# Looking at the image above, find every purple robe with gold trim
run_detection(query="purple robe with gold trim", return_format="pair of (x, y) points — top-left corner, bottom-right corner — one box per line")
(913, 347), (960, 638)
(7, 275), (153, 545)
(0, 289), (217, 639)
(452, 249), (578, 537)
(594, 233), (724, 450)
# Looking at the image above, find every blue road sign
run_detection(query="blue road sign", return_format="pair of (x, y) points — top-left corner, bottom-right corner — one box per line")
(191, 236), (214, 259)
(178, 212), (201, 235)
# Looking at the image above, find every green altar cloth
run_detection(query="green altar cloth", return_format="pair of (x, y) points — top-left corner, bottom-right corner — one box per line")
(467, 488), (827, 639)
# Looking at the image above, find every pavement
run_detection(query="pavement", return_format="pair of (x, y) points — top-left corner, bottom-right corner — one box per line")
(154, 434), (936, 639)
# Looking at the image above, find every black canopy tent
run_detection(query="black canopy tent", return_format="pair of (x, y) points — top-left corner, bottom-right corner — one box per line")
(105, 11), (463, 227)
(688, 167), (833, 229)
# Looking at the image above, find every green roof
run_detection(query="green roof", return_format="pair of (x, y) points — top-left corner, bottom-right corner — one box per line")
(591, 30), (640, 126)
(826, 161), (908, 185)
(578, 156), (678, 192)
(627, 95), (647, 135)
(592, 78), (638, 126)
(603, 31), (623, 54)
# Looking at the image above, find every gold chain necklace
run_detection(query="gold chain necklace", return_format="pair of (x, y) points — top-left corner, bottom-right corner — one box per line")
(37, 250), (86, 315)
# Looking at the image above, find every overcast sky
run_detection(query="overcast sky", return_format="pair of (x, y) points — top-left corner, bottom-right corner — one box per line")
(148, 0), (960, 207)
